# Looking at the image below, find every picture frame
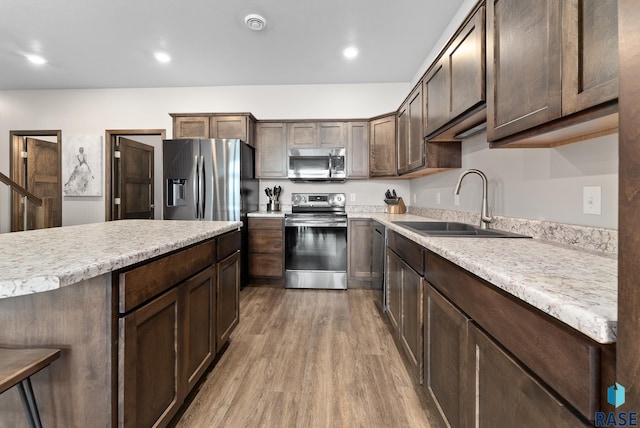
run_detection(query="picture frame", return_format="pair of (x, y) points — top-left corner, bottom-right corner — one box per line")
(62, 135), (103, 197)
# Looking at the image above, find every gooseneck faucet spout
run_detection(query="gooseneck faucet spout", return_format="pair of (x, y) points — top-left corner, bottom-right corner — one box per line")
(454, 169), (493, 229)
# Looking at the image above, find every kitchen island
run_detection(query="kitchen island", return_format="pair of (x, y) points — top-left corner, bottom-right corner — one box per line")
(0, 220), (242, 427)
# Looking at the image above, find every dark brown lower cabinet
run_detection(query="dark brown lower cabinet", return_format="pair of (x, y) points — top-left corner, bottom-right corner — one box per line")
(347, 219), (374, 288)
(386, 247), (423, 382)
(117, 231), (241, 427)
(386, 249), (402, 333)
(399, 258), (422, 375)
(182, 267), (216, 395)
(468, 324), (588, 428)
(248, 218), (284, 283)
(119, 288), (181, 428)
(217, 250), (240, 352)
(423, 282), (470, 428)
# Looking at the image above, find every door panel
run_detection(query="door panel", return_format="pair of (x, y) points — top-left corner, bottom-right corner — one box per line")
(16, 137), (61, 230)
(163, 139), (199, 220)
(201, 139), (240, 221)
(118, 137), (154, 220)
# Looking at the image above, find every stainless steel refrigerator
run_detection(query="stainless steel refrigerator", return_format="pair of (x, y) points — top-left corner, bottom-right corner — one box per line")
(163, 138), (258, 288)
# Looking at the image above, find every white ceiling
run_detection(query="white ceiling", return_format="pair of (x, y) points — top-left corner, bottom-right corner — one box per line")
(0, 0), (465, 90)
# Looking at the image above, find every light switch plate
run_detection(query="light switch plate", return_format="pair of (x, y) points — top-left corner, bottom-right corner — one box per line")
(350, 193), (356, 202)
(583, 186), (602, 215)
(436, 192), (441, 204)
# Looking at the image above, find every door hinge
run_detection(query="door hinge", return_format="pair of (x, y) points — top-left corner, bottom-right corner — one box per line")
(114, 198), (121, 205)
(20, 151), (28, 158)
(114, 150), (121, 158)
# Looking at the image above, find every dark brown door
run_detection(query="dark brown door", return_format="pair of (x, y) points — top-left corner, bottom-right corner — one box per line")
(181, 267), (216, 395)
(115, 137), (154, 220)
(216, 250), (240, 352)
(12, 137), (62, 231)
(562, 0), (618, 115)
(119, 287), (181, 428)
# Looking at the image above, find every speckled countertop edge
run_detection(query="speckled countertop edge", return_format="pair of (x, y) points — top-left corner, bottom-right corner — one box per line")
(0, 220), (242, 299)
(349, 212), (617, 344)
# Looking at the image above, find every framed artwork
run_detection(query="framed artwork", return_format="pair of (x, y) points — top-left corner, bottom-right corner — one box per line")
(62, 135), (103, 197)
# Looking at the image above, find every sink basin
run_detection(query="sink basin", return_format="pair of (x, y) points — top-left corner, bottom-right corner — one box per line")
(392, 221), (531, 238)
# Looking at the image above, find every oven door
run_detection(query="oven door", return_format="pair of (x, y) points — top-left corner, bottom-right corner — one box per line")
(284, 220), (347, 289)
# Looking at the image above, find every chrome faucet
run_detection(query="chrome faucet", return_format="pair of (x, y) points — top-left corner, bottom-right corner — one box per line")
(454, 169), (493, 229)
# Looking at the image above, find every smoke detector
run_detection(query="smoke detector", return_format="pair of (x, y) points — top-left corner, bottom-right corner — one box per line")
(245, 14), (267, 31)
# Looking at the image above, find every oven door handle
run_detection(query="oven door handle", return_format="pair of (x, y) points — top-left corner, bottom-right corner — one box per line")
(285, 221), (347, 228)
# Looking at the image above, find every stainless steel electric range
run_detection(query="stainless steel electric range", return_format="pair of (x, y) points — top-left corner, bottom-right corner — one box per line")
(284, 193), (347, 289)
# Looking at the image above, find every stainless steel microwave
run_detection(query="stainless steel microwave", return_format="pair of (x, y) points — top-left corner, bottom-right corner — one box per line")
(287, 148), (346, 182)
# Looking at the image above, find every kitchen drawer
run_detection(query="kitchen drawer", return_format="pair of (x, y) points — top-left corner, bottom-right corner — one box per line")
(248, 217), (283, 230)
(249, 253), (283, 278)
(387, 230), (424, 275)
(249, 229), (283, 253)
(217, 230), (241, 262)
(118, 240), (215, 314)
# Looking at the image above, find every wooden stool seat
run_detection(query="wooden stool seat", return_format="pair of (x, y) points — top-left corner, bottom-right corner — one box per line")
(0, 348), (61, 428)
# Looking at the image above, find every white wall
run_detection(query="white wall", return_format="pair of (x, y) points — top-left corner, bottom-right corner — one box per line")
(410, 132), (618, 229)
(0, 83), (406, 232)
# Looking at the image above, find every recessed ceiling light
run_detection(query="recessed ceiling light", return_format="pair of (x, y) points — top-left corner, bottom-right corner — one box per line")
(343, 46), (359, 59)
(26, 54), (47, 65)
(245, 14), (267, 31)
(154, 52), (172, 63)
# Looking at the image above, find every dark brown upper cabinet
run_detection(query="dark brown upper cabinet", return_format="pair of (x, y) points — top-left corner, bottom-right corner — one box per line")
(487, 0), (618, 147)
(562, 0), (618, 115)
(287, 121), (346, 149)
(398, 86), (425, 175)
(369, 113), (397, 177)
(487, 0), (563, 141)
(170, 113), (257, 147)
(424, 4), (486, 142)
(346, 121), (369, 178)
(317, 122), (346, 148)
(255, 122), (287, 178)
(287, 122), (317, 148)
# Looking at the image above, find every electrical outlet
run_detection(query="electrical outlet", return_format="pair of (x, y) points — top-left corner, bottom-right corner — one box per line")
(583, 186), (601, 215)
(436, 192), (441, 205)
(454, 195), (460, 206)
(350, 193), (356, 202)
(413, 193), (417, 203)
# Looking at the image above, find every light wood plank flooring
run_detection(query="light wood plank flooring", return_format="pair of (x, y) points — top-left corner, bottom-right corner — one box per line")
(175, 286), (439, 427)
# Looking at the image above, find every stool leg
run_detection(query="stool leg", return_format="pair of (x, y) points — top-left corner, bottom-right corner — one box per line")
(17, 381), (37, 428)
(19, 378), (42, 428)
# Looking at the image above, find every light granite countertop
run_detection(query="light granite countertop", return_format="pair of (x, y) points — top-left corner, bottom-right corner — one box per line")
(0, 220), (242, 299)
(348, 212), (618, 344)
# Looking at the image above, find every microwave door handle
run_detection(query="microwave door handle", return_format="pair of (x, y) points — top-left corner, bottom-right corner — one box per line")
(328, 154), (332, 178)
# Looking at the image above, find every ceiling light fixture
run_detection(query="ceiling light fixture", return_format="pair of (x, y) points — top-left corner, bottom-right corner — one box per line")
(26, 54), (47, 65)
(245, 14), (267, 31)
(154, 52), (172, 63)
(343, 46), (359, 59)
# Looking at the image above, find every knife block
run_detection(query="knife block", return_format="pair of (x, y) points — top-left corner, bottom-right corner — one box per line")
(387, 197), (407, 214)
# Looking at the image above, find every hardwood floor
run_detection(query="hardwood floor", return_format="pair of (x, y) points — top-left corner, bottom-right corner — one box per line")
(174, 286), (440, 427)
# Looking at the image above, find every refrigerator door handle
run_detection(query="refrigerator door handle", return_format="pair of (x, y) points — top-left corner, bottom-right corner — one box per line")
(199, 155), (205, 219)
(194, 155), (200, 218)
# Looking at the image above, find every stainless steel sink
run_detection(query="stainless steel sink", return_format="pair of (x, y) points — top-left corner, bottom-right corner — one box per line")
(392, 221), (531, 238)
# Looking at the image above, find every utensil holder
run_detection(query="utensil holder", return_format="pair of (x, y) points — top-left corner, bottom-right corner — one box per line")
(267, 202), (280, 212)
(387, 197), (406, 214)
